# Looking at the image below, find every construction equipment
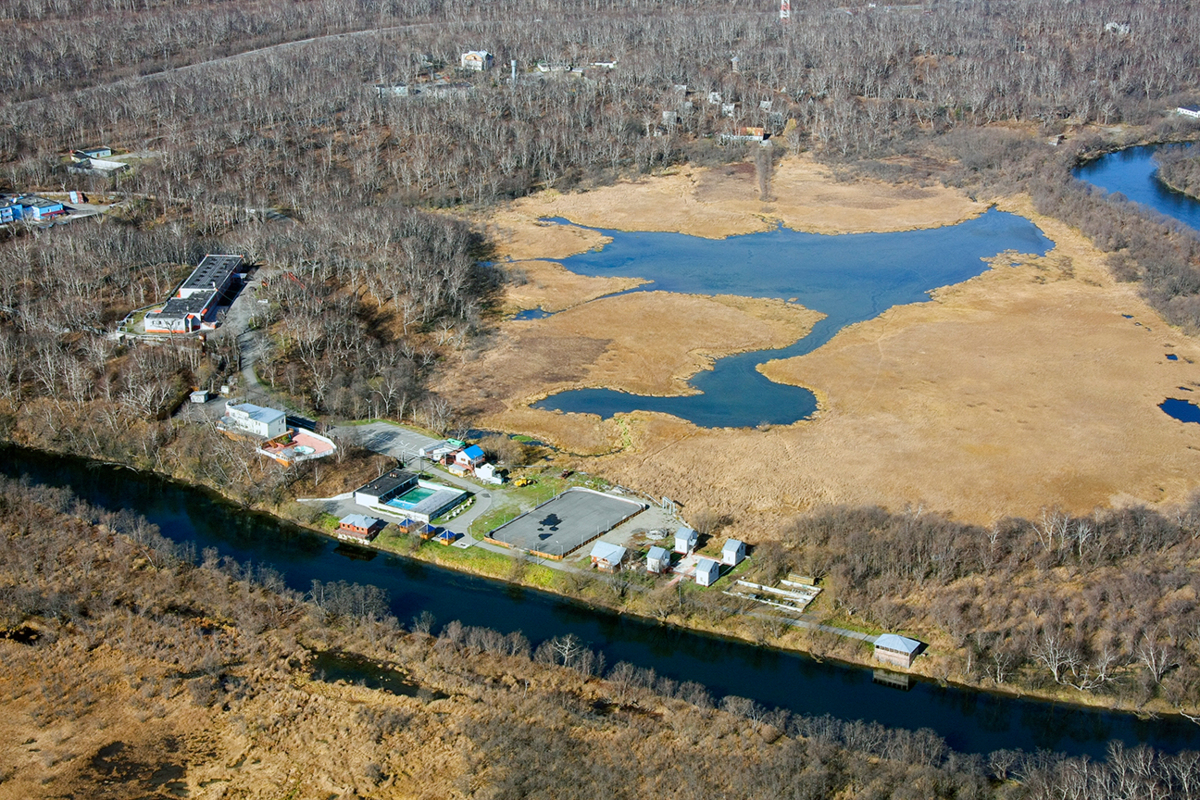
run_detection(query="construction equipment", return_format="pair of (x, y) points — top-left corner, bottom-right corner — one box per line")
(513, 477), (535, 488)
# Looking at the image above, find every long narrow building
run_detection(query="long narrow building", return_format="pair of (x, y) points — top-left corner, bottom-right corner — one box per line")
(144, 254), (244, 334)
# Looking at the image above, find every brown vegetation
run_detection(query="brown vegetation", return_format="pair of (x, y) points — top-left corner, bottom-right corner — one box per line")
(3, 477), (1199, 799)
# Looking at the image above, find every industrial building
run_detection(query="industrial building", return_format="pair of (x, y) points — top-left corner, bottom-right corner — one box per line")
(144, 254), (243, 333)
(0, 195), (65, 223)
(353, 469), (467, 524)
(222, 402), (287, 439)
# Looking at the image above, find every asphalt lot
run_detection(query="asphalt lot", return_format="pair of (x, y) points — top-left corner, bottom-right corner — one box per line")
(488, 488), (646, 557)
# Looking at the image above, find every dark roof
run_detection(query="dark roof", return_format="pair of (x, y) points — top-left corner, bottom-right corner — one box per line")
(357, 469), (418, 497)
(181, 254), (243, 292)
(149, 290), (217, 317)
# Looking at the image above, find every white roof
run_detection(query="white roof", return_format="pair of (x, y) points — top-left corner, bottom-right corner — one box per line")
(647, 546), (670, 560)
(722, 539), (745, 553)
(875, 634), (921, 654)
(590, 541), (627, 563)
(340, 514), (381, 528)
(676, 526), (697, 541)
(229, 402), (286, 424)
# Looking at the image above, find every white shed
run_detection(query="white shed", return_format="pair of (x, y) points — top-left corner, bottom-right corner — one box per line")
(695, 558), (720, 587)
(646, 546), (671, 574)
(475, 463), (504, 485)
(674, 526), (698, 554)
(722, 539), (746, 566)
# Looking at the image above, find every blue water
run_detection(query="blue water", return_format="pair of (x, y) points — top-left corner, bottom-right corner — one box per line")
(1161, 398), (1200, 423)
(534, 209), (1053, 427)
(514, 307), (553, 320)
(7, 444), (1200, 758)
(1073, 144), (1200, 231)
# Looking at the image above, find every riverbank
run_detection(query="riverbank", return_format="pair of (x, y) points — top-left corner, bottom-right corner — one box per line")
(5, 437), (1192, 725)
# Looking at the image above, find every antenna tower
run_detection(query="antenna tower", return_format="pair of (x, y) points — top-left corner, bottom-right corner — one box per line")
(780, 0), (790, 22)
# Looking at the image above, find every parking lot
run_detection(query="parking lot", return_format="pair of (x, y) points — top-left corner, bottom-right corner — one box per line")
(487, 488), (647, 558)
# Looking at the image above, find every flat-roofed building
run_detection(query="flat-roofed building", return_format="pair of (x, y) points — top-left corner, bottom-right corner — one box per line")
(353, 469), (419, 508)
(144, 290), (219, 333)
(179, 254), (243, 298)
(222, 402), (287, 439)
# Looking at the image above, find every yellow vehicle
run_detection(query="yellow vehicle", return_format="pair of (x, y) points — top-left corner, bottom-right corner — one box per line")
(513, 477), (535, 488)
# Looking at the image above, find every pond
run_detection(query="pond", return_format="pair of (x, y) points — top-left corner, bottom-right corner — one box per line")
(533, 209), (1053, 428)
(5, 444), (1200, 759)
(1073, 143), (1200, 231)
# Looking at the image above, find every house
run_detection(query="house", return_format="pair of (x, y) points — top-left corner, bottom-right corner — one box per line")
(590, 541), (627, 572)
(353, 469), (419, 508)
(695, 558), (720, 587)
(374, 84), (411, 97)
(674, 526), (698, 554)
(475, 462), (504, 485)
(190, 390), (211, 404)
(337, 514), (386, 542)
(874, 633), (922, 668)
(222, 402), (287, 439)
(722, 538), (746, 566)
(461, 50), (493, 71)
(76, 146), (112, 159)
(447, 463), (470, 477)
(1177, 106), (1200, 119)
(646, 545), (671, 574)
(455, 445), (486, 469)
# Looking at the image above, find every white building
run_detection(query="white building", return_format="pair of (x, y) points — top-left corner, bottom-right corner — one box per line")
(722, 539), (746, 566)
(695, 558), (720, 587)
(461, 50), (494, 71)
(223, 402), (286, 439)
(674, 526), (698, 555)
(476, 462), (504, 485)
(1177, 106), (1200, 119)
(646, 545), (671, 573)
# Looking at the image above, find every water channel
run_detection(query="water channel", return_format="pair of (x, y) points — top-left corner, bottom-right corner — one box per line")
(1074, 143), (1200, 422)
(6, 444), (1200, 758)
(533, 208), (1053, 428)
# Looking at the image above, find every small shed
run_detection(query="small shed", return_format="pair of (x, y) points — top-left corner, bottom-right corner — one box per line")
(722, 538), (746, 566)
(646, 545), (671, 574)
(338, 514), (386, 542)
(590, 541), (627, 572)
(190, 390), (211, 404)
(874, 634), (922, 669)
(475, 462), (503, 485)
(674, 526), (698, 554)
(695, 558), (720, 587)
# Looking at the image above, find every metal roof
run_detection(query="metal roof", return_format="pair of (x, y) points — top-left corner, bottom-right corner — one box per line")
(696, 557), (720, 573)
(340, 514), (382, 529)
(461, 444), (485, 459)
(181, 254), (243, 292)
(356, 469), (418, 498)
(722, 539), (745, 553)
(590, 541), (627, 563)
(647, 546), (670, 560)
(228, 403), (285, 424)
(875, 634), (921, 653)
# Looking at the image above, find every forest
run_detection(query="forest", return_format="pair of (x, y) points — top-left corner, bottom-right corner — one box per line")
(2, 475), (1199, 799)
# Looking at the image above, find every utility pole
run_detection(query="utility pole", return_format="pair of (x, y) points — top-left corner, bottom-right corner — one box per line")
(780, 0), (790, 22)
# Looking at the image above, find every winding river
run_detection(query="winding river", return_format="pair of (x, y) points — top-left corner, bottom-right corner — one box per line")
(6, 444), (1199, 758)
(1073, 143), (1200, 231)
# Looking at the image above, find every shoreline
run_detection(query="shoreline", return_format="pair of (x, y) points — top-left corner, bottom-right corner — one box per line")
(2, 437), (1190, 725)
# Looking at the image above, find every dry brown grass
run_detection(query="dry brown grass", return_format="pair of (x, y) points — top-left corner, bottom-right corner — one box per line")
(456, 164), (1200, 531)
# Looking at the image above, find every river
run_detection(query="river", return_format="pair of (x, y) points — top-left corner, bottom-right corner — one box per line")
(1073, 143), (1200, 231)
(5, 444), (1199, 758)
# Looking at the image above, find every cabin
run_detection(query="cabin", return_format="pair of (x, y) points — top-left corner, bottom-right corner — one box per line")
(874, 633), (922, 669)
(674, 526), (698, 554)
(695, 558), (720, 587)
(722, 538), (746, 566)
(590, 541), (627, 572)
(646, 545), (671, 574)
(337, 514), (386, 542)
(455, 445), (486, 469)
